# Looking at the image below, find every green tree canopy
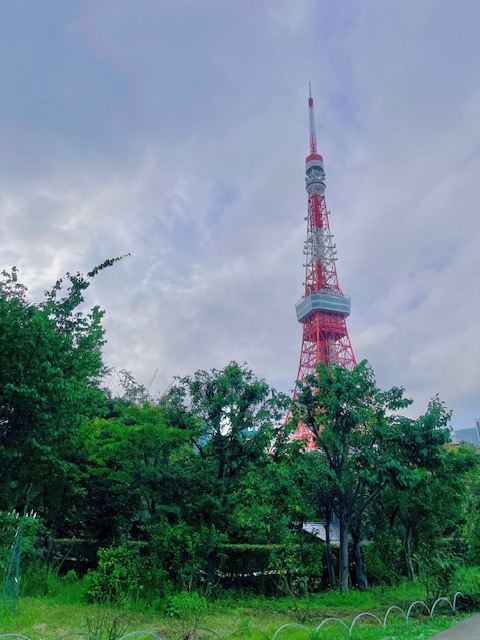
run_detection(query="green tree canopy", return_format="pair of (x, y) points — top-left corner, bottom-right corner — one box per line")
(165, 362), (292, 542)
(0, 259), (124, 527)
(292, 360), (451, 591)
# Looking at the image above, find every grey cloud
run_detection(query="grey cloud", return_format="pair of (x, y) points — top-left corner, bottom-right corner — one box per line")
(0, 0), (478, 429)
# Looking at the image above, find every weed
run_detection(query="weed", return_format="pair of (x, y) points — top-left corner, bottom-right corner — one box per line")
(84, 608), (131, 640)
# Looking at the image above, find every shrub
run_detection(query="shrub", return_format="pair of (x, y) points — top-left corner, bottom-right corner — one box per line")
(362, 536), (404, 587)
(163, 590), (207, 619)
(418, 544), (459, 600)
(148, 521), (222, 591)
(85, 543), (162, 604)
(0, 509), (45, 575)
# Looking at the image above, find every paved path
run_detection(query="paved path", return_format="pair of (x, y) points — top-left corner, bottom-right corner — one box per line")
(431, 614), (480, 639)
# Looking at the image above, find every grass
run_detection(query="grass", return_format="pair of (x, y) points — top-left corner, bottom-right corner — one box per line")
(0, 569), (478, 640)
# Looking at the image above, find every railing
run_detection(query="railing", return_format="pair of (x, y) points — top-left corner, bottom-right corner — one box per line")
(272, 592), (465, 638)
(0, 592), (466, 640)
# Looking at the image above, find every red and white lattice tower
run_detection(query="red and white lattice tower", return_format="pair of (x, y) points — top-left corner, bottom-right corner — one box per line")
(292, 85), (356, 442)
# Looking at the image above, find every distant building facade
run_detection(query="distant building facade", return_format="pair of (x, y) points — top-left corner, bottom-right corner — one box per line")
(452, 418), (480, 446)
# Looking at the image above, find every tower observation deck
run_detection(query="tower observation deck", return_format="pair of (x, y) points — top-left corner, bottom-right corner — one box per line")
(292, 86), (356, 441)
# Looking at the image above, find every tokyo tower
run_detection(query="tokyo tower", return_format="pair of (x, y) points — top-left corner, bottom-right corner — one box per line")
(292, 85), (356, 441)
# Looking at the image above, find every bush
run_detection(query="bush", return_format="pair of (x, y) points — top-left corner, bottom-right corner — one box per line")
(0, 510), (45, 575)
(163, 590), (207, 619)
(85, 543), (163, 604)
(217, 537), (328, 595)
(362, 536), (404, 586)
(457, 565), (480, 595)
(148, 521), (222, 591)
(217, 543), (282, 594)
(418, 545), (459, 600)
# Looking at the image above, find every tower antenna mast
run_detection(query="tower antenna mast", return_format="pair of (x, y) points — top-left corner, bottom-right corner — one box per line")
(308, 81), (317, 154)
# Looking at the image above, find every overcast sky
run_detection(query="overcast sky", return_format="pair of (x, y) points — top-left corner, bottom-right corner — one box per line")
(1, 0), (479, 427)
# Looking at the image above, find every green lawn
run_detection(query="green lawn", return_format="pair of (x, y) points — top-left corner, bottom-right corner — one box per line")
(0, 572), (478, 640)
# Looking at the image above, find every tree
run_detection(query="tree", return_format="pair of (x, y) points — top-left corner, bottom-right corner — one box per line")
(0, 259), (125, 532)
(77, 399), (198, 543)
(164, 363), (292, 550)
(371, 444), (478, 587)
(463, 455), (480, 565)
(292, 360), (451, 591)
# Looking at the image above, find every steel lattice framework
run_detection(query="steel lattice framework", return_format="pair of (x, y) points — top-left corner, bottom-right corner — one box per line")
(292, 86), (356, 443)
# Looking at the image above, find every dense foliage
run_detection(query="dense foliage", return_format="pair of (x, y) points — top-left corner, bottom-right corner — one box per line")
(0, 264), (112, 531)
(291, 362), (460, 591)
(0, 266), (479, 604)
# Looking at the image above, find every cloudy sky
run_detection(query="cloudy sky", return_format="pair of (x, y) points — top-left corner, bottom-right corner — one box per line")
(1, 1), (479, 427)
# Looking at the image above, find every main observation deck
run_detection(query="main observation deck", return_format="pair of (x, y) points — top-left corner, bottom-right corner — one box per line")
(296, 290), (351, 323)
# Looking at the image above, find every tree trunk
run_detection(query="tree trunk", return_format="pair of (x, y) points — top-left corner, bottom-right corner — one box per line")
(404, 524), (416, 582)
(351, 527), (368, 589)
(339, 517), (350, 592)
(324, 507), (337, 589)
